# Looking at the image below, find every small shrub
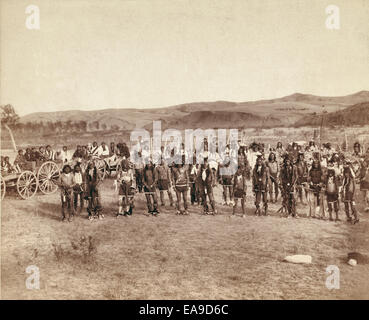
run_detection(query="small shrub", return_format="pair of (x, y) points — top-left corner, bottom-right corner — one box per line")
(70, 235), (97, 264)
(52, 243), (65, 262)
(51, 235), (98, 265)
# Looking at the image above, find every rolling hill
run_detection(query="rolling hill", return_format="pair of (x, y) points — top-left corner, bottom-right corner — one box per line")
(18, 91), (369, 130)
(294, 101), (369, 127)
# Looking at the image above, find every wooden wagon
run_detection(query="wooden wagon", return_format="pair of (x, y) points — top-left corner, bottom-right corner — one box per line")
(0, 160), (62, 200)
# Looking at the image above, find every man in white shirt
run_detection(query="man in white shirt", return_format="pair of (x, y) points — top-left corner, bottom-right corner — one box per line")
(97, 142), (109, 158)
(45, 145), (56, 161)
(59, 146), (70, 163)
(90, 141), (99, 156)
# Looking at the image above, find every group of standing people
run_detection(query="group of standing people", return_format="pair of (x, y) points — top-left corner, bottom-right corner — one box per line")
(252, 140), (369, 224)
(57, 161), (103, 222)
(50, 139), (369, 224)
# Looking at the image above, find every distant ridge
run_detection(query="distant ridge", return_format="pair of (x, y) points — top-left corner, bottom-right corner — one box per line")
(294, 101), (369, 127)
(19, 91), (369, 130)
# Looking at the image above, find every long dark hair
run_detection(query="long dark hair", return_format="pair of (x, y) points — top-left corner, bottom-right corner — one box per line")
(268, 152), (276, 162)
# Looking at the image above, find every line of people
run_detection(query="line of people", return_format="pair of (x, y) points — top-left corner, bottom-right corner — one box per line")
(53, 139), (369, 223)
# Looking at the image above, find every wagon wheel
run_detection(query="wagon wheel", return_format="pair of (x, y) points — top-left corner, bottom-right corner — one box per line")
(17, 171), (38, 200)
(0, 176), (6, 201)
(37, 161), (60, 194)
(95, 159), (107, 180)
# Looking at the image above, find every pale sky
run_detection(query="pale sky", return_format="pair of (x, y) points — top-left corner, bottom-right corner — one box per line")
(1, 0), (368, 116)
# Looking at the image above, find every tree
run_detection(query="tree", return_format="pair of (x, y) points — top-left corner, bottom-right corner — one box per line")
(0, 104), (19, 150)
(79, 120), (87, 132)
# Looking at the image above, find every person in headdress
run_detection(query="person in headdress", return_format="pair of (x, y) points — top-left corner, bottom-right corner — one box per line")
(252, 155), (269, 216)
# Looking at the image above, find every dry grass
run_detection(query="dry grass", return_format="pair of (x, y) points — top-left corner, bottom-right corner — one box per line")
(1, 178), (369, 300)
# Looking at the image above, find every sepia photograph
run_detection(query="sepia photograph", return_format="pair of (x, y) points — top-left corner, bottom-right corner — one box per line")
(1, 0), (369, 305)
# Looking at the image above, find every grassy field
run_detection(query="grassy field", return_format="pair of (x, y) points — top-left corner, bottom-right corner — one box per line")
(1, 177), (369, 300)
